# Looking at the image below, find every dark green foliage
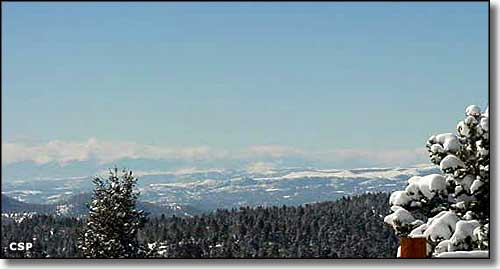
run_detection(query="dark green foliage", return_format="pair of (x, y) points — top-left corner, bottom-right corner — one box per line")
(2, 193), (397, 258)
(77, 168), (148, 258)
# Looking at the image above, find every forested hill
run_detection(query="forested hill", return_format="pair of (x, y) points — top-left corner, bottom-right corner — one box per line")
(141, 192), (398, 258)
(2, 192), (397, 258)
(1, 195), (56, 214)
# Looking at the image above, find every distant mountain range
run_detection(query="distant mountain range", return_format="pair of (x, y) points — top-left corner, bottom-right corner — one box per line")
(1, 156), (316, 181)
(2, 165), (440, 213)
(1, 193), (200, 217)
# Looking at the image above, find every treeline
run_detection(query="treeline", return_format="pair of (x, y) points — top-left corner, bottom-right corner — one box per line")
(2, 193), (398, 258)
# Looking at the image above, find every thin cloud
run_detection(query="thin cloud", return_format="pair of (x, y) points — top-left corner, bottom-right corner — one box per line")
(1, 138), (225, 165)
(1, 138), (428, 168)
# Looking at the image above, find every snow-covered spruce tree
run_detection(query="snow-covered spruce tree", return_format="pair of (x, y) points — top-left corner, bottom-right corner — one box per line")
(78, 168), (149, 258)
(384, 105), (489, 257)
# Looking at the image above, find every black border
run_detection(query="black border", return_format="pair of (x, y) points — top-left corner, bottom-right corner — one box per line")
(0, 0), (492, 261)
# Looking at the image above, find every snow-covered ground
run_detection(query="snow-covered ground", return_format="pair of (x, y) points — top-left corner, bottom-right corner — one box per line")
(435, 250), (489, 258)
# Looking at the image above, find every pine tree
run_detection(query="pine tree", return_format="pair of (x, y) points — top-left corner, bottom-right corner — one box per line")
(384, 105), (489, 256)
(77, 168), (148, 258)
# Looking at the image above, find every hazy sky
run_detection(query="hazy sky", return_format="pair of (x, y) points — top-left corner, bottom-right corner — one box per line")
(1, 2), (488, 167)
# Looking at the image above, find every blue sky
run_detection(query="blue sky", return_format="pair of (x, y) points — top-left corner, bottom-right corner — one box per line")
(1, 2), (488, 168)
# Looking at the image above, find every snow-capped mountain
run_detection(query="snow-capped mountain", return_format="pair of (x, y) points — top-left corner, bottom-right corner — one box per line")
(139, 165), (440, 211)
(2, 165), (439, 212)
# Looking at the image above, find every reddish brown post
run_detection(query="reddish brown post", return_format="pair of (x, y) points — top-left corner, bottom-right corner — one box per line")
(399, 237), (427, 258)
